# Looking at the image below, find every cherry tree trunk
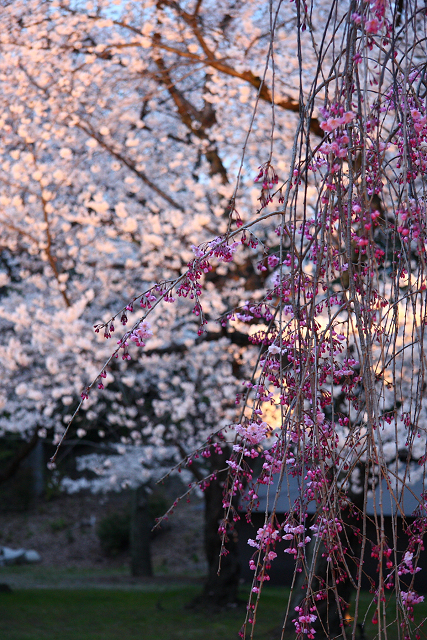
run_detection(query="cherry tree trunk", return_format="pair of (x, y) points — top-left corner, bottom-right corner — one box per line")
(194, 447), (241, 608)
(130, 484), (153, 577)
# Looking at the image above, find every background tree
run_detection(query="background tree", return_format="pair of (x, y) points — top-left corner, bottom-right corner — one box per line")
(0, 0), (304, 605)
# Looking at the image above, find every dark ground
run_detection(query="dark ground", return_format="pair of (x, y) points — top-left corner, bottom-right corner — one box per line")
(0, 490), (207, 586)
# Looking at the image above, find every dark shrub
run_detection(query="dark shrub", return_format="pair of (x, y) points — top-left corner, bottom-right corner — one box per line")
(97, 512), (130, 556)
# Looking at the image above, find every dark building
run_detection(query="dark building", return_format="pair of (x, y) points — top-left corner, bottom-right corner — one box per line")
(238, 472), (427, 591)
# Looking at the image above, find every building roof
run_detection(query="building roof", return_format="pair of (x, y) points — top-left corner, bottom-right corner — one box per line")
(251, 471), (426, 517)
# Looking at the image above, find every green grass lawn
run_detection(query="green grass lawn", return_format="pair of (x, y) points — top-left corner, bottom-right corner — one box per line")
(0, 584), (426, 640)
(0, 585), (285, 640)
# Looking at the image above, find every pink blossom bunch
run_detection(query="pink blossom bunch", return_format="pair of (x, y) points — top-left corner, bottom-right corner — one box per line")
(235, 421), (269, 445)
(129, 321), (153, 347)
(319, 110), (356, 133)
(247, 521), (280, 551)
(254, 162), (279, 208)
(400, 591), (424, 621)
(293, 605), (318, 639)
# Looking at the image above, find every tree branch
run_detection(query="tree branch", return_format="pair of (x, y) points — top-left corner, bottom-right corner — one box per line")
(0, 431), (39, 486)
(75, 121), (185, 211)
(63, 9), (323, 137)
(153, 54), (229, 183)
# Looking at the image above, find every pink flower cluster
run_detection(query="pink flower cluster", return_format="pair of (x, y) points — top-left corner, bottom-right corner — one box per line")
(254, 162), (279, 208)
(235, 421), (269, 445)
(283, 523), (311, 558)
(319, 111), (356, 133)
(293, 605), (317, 639)
(401, 590), (424, 606)
(401, 591), (424, 622)
(247, 521), (280, 551)
(129, 321), (153, 347)
(351, 0), (389, 35)
(397, 551), (422, 576)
